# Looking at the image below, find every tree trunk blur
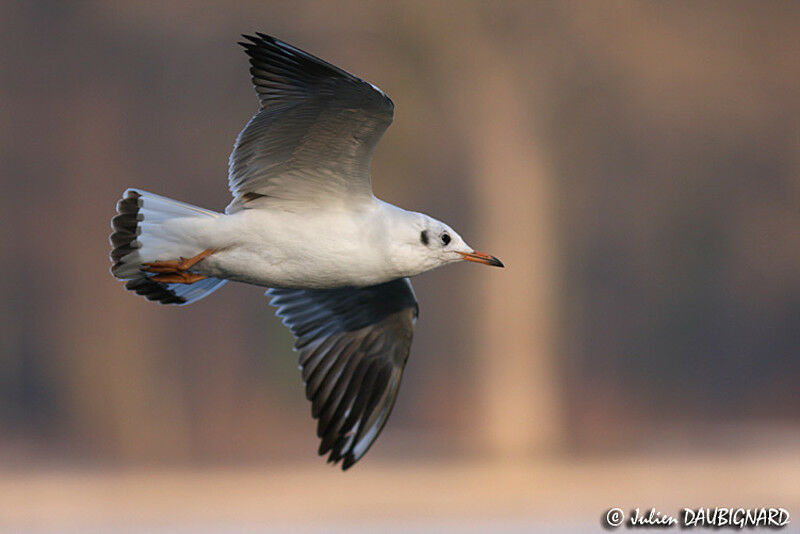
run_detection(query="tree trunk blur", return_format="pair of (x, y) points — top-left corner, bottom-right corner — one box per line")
(413, 5), (563, 458)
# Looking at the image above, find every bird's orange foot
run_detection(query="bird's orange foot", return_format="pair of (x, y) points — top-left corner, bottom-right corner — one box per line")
(141, 249), (215, 284)
(150, 272), (209, 284)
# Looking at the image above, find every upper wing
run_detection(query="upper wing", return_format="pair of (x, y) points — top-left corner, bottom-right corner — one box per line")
(227, 33), (395, 211)
(268, 278), (418, 470)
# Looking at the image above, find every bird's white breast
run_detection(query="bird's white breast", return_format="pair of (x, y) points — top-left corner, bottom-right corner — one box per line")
(187, 201), (407, 289)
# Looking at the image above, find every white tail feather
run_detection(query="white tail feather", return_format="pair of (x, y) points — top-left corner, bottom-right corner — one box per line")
(110, 189), (227, 305)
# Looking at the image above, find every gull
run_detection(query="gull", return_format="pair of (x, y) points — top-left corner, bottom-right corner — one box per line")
(109, 32), (503, 469)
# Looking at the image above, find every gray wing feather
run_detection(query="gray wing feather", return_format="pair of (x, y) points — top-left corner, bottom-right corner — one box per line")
(268, 278), (418, 470)
(228, 33), (394, 211)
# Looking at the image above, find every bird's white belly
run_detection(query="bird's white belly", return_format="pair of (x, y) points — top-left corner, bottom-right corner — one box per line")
(188, 207), (398, 289)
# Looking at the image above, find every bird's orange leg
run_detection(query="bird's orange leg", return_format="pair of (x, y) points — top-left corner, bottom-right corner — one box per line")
(142, 249), (215, 284)
(150, 272), (209, 284)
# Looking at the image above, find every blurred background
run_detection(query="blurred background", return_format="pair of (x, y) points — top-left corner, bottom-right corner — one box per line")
(1, 1), (799, 532)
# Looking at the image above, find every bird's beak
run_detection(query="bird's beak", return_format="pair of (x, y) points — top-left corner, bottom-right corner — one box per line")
(458, 250), (504, 268)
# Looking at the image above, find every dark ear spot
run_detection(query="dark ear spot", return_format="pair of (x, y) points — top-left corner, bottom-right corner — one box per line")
(420, 230), (429, 245)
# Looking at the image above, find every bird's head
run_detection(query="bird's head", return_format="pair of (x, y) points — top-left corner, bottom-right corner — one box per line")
(387, 210), (503, 276)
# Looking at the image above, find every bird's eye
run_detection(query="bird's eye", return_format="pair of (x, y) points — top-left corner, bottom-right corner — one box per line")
(442, 233), (451, 246)
(420, 230), (429, 245)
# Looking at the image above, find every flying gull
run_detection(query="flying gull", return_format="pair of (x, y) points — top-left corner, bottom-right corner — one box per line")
(110, 32), (503, 469)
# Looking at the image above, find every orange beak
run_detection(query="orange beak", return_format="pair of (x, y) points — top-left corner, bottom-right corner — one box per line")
(458, 250), (504, 268)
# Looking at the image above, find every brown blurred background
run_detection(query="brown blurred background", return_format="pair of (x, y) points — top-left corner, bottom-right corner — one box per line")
(1, 1), (799, 531)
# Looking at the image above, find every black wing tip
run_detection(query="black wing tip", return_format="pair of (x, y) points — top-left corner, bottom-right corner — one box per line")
(320, 448), (358, 471)
(313, 438), (364, 470)
(236, 30), (394, 112)
(241, 32), (273, 43)
(238, 34), (270, 56)
(239, 32), (286, 53)
(341, 455), (356, 470)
